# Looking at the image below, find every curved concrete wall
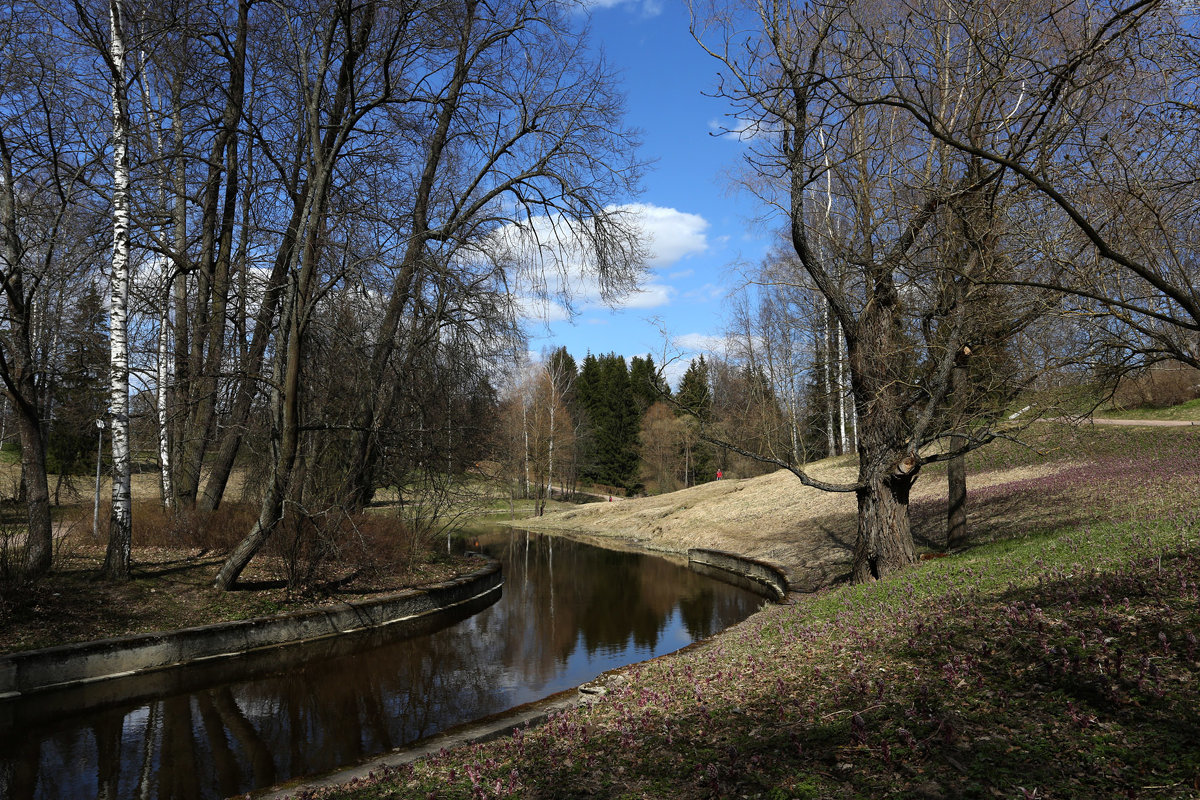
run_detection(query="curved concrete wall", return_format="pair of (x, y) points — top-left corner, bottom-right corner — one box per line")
(687, 549), (788, 602)
(0, 559), (502, 700)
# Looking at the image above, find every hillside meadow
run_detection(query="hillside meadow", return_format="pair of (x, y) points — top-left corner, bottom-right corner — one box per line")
(292, 422), (1200, 799)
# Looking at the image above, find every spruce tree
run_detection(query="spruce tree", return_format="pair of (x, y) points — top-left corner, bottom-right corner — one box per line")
(676, 356), (714, 485)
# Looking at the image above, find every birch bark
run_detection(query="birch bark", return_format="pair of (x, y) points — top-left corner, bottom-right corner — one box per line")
(103, 0), (133, 580)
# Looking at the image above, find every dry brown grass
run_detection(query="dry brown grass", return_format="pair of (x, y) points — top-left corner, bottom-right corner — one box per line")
(511, 454), (1082, 578)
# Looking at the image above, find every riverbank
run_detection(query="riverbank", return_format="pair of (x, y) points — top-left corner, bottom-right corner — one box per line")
(0, 540), (479, 654)
(499, 426), (1100, 591)
(292, 423), (1200, 799)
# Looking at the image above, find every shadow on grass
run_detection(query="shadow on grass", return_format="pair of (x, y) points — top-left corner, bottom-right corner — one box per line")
(376, 548), (1199, 800)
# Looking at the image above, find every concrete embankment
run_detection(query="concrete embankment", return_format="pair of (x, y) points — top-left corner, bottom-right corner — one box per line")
(0, 559), (501, 700)
(687, 548), (792, 601)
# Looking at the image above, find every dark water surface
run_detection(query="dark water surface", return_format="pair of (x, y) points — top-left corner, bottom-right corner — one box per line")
(0, 529), (761, 799)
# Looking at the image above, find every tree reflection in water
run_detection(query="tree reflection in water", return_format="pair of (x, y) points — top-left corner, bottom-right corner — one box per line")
(0, 529), (759, 800)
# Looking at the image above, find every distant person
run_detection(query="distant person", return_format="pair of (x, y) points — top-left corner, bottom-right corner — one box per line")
(716, 469), (722, 480)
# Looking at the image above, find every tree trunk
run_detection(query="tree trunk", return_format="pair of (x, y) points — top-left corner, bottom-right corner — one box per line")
(0, 122), (53, 577)
(845, 276), (919, 582)
(103, 0), (133, 581)
(853, 467), (917, 582)
(947, 359), (968, 549)
(821, 303), (837, 457)
(212, 284), (303, 590)
(837, 321), (850, 454)
(15, 398), (52, 575)
(197, 201), (302, 513)
(173, 0), (249, 508)
(156, 281), (173, 506)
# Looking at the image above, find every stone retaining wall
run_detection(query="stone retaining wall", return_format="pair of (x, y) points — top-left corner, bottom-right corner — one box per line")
(0, 559), (502, 700)
(687, 549), (789, 601)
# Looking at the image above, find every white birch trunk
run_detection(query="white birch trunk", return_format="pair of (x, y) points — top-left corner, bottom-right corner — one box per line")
(156, 291), (172, 506)
(547, 400), (555, 504)
(850, 390), (858, 451)
(822, 302), (836, 457)
(142, 59), (174, 507)
(103, 0), (133, 580)
(522, 401), (530, 497)
(838, 321), (850, 455)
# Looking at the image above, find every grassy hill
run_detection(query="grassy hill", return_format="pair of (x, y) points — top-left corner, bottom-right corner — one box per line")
(310, 422), (1200, 799)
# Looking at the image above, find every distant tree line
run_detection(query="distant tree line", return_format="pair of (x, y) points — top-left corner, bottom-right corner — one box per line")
(498, 347), (796, 510)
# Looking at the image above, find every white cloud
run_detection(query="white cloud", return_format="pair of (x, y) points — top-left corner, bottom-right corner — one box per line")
(620, 282), (674, 309)
(708, 117), (780, 143)
(516, 295), (572, 324)
(583, 0), (662, 16)
(495, 203), (708, 321)
(674, 332), (731, 358)
(623, 203), (708, 268)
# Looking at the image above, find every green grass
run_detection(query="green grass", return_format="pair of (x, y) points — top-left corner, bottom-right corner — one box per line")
(303, 427), (1200, 800)
(1100, 397), (1200, 421)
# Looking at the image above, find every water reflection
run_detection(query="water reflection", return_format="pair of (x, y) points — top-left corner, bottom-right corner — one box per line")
(0, 529), (760, 799)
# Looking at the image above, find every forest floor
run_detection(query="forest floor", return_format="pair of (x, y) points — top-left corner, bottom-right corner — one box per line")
(295, 420), (1200, 799)
(0, 491), (480, 653)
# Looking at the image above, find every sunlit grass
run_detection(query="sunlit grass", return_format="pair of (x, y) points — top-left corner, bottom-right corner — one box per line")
(1100, 397), (1200, 421)
(307, 427), (1200, 800)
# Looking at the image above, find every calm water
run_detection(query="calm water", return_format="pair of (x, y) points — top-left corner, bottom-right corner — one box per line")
(0, 529), (761, 799)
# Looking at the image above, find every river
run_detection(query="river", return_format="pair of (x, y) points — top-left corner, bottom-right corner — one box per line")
(0, 528), (762, 799)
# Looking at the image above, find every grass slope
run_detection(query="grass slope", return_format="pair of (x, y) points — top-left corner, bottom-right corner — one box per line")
(296, 425), (1200, 800)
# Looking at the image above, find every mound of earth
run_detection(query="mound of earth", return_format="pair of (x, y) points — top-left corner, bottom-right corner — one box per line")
(510, 458), (1075, 591)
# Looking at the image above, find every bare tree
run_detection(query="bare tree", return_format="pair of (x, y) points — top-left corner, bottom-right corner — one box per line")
(693, 0), (1068, 581)
(213, 0), (417, 589)
(1, 3), (107, 577)
(338, 0), (645, 511)
(98, 0), (134, 579)
(866, 1), (1200, 375)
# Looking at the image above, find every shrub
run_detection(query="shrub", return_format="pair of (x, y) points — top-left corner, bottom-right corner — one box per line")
(1113, 362), (1200, 409)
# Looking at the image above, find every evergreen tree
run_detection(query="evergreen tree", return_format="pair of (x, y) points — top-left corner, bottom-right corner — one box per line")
(47, 285), (108, 480)
(629, 354), (668, 415)
(576, 352), (602, 482)
(576, 352), (639, 490)
(676, 356), (712, 420)
(601, 354), (639, 488)
(676, 356), (714, 485)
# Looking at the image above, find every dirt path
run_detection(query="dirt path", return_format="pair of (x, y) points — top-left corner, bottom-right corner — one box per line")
(1084, 417), (1199, 427)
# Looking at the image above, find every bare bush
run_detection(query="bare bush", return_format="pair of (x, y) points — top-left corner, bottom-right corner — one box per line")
(1113, 362), (1200, 409)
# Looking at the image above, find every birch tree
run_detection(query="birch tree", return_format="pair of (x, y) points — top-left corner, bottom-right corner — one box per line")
(101, 0), (133, 580)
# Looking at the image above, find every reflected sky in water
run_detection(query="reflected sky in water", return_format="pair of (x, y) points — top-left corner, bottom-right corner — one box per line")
(0, 529), (761, 799)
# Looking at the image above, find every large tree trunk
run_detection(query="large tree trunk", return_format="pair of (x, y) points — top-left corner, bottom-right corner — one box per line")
(852, 466), (917, 583)
(173, 0), (249, 508)
(846, 277), (919, 582)
(103, 0), (133, 581)
(0, 120), (53, 577)
(15, 395), (52, 576)
(947, 437), (967, 548)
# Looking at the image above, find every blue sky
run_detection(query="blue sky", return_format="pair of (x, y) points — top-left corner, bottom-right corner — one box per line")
(518, 0), (775, 387)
